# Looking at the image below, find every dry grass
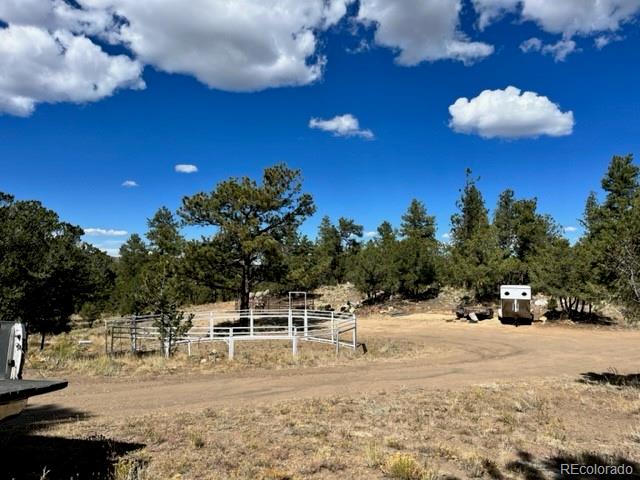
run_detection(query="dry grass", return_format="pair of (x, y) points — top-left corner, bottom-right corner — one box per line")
(25, 326), (441, 379)
(15, 378), (639, 479)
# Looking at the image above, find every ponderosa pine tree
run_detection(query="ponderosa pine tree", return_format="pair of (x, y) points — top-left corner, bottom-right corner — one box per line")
(179, 163), (315, 312)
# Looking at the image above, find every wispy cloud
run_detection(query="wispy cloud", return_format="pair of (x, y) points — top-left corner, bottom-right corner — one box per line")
(175, 164), (198, 173)
(122, 180), (139, 187)
(564, 226), (577, 233)
(364, 231), (377, 238)
(83, 228), (128, 236)
(309, 114), (374, 139)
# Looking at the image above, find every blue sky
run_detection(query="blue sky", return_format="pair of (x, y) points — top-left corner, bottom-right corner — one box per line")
(1, 1), (639, 255)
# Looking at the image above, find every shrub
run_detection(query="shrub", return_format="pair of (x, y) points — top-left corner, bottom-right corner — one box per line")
(384, 453), (422, 480)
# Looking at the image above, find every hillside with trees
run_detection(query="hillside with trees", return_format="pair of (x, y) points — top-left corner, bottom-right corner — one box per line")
(2, 155), (640, 338)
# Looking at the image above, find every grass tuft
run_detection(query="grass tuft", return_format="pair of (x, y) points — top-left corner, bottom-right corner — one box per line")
(384, 453), (423, 480)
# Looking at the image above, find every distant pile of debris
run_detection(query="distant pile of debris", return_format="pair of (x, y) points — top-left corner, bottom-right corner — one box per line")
(454, 302), (494, 323)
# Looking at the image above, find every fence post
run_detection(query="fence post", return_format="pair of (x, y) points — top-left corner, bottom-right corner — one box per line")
(304, 309), (308, 337)
(352, 314), (357, 350)
(288, 308), (293, 337)
(209, 312), (214, 339)
(104, 320), (108, 355)
(228, 330), (235, 360)
(331, 311), (335, 344)
(292, 327), (298, 357)
(250, 309), (254, 337)
(130, 316), (137, 353)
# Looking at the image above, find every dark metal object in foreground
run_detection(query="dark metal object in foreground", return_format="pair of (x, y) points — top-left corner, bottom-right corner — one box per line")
(0, 379), (68, 402)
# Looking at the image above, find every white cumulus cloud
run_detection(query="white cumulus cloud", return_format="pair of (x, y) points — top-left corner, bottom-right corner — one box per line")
(356, 0), (494, 65)
(0, 25), (145, 116)
(474, 0), (640, 36)
(0, 0), (353, 115)
(79, 0), (354, 92)
(84, 228), (129, 236)
(121, 180), (139, 187)
(0, 0), (114, 35)
(448, 86), (574, 139)
(175, 164), (198, 173)
(309, 114), (374, 139)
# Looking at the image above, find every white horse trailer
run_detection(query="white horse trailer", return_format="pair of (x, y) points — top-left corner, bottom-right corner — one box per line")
(498, 285), (534, 326)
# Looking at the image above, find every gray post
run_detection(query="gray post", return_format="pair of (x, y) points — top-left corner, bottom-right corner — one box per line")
(331, 311), (335, 344)
(131, 316), (137, 353)
(352, 316), (357, 350)
(292, 329), (298, 357)
(250, 309), (254, 337)
(209, 312), (214, 339)
(288, 308), (293, 337)
(228, 331), (235, 360)
(304, 309), (308, 337)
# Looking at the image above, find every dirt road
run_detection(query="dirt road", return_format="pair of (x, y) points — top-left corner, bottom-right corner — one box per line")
(28, 315), (640, 419)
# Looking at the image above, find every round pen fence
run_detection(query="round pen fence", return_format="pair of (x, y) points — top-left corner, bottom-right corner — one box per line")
(104, 309), (358, 358)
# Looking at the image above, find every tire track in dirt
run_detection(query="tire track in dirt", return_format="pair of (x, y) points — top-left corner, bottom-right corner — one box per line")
(26, 319), (640, 419)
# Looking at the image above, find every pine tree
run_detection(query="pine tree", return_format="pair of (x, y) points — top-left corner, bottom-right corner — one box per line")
(493, 189), (516, 254)
(601, 154), (639, 214)
(179, 163), (315, 312)
(400, 199), (436, 240)
(113, 234), (149, 314)
(451, 169), (489, 246)
(147, 206), (183, 257)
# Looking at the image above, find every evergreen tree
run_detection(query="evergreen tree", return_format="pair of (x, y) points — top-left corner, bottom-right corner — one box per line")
(179, 163), (315, 312)
(493, 189), (516, 254)
(113, 234), (149, 314)
(0, 193), (94, 347)
(601, 154), (639, 213)
(146, 206), (183, 256)
(400, 199), (436, 240)
(449, 170), (495, 297)
(451, 169), (489, 246)
(396, 200), (439, 298)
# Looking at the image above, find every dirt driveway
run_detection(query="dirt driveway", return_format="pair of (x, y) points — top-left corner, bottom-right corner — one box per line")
(28, 315), (640, 419)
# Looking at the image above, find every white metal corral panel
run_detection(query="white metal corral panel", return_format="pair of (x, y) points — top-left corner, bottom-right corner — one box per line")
(500, 285), (531, 300)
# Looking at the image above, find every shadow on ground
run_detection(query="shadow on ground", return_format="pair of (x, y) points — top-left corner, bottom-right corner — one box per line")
(580, 371), (640, 388)
(1, 404), (144, 480)
(438, 451), (640, 480)
(504, 450), (640, 479)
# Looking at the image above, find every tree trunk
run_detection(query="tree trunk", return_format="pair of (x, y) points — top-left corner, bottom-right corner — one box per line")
(40, 331), (45, 350)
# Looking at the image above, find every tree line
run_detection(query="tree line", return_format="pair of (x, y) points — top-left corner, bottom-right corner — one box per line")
(2, 156), (640, 344)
